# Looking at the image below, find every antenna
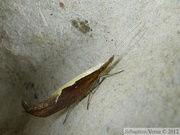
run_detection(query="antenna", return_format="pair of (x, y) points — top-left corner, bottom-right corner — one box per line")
(108, 22), (147, 59)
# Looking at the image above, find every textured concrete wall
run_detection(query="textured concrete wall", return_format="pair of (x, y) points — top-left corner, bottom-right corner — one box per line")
(0, 0), (180, 135)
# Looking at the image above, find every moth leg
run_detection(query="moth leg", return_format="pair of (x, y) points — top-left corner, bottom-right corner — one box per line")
(87, 90), (95, 110)
(87, 70), (124, 110)
(101, 70), (124, 79)
(63, 103), (78, 124)
(87, 82), (100, 110)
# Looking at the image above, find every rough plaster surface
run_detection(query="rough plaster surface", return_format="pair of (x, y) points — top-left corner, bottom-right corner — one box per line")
(0, 0), (180, 135)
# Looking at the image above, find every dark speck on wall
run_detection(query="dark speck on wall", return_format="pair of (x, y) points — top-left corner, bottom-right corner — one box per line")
(71, 19), (92, 34)
(34, 93), (38, 99)
(59, 2), (65, 8)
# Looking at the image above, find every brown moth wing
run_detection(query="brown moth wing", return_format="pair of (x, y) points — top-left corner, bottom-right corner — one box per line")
(22, 55), (114, 117)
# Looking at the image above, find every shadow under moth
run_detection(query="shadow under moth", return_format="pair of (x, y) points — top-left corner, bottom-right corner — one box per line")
(22, 55), (123, 123)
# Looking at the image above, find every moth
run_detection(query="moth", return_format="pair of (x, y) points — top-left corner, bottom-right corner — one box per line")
(22, 55), (123, 123)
